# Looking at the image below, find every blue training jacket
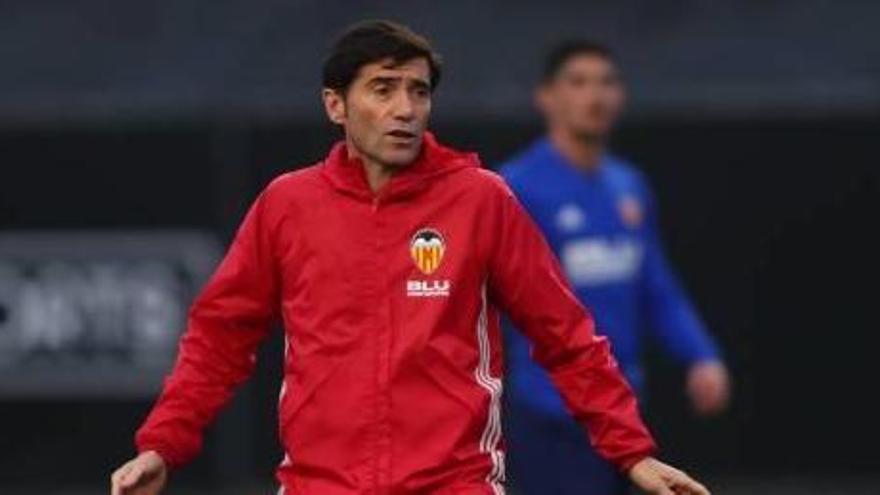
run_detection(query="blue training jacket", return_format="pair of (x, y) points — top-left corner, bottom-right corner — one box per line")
(499, 138), (719, 416)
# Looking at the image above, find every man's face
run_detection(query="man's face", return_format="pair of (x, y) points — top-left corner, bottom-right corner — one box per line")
(323, 57), (432, 168)
(537, 54), (625, 140)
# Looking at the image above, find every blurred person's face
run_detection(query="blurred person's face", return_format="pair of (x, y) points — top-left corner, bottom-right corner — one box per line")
(536, 54), (625, 140)
(323, 57), (432, 169)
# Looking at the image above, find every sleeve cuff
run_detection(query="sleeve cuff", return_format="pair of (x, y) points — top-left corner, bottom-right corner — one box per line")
(135, 442), (183, 471)
(616, 445), (658, 473)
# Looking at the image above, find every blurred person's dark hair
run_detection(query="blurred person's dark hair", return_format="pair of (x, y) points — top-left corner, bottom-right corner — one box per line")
(322, 20), (443, 94)
(542, 39), (615, 83)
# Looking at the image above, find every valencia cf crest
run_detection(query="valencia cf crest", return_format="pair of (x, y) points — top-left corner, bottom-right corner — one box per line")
(618, 196), (643, 229)
(410, 228), (445, 275)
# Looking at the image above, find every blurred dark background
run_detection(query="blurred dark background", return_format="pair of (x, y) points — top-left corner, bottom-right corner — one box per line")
(2, 1), (878, 493)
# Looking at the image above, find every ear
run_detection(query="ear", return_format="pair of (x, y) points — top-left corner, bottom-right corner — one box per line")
(322, 88), (347, 125)
(533, 84), (551, 116)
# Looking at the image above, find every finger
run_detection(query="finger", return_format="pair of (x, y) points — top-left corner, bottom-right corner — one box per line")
(687, 480), (710, 495)
(643, 478), (674, 495)
(121, 464), (145, 488)
(670, 474), (710, 495)
(111, 465), (132, 495)
(111, 464), (130, 483)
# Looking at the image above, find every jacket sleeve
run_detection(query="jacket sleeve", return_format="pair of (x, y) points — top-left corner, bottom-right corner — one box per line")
(485, 176), (657, 471)
(639, 186), (720, 365)
(135, 189), (281, 469)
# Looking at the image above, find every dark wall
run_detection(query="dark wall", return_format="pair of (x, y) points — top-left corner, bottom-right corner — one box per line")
(5, 1), (880, 123)
(1, 118), (877, 487)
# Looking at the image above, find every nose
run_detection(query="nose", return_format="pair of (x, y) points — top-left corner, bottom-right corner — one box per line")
(392, 90), (415, 122)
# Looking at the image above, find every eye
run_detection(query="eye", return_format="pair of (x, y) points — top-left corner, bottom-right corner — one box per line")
(567, 74), (587, 87)
(374, 84), (391, 97)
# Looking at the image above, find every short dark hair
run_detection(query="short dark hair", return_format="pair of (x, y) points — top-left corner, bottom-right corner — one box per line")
(322, 20), (443, 93)
(542, 39), (615, 82)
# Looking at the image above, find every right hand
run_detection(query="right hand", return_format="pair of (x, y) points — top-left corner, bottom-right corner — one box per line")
(110, 450), (167, 495)
(628, 457), (710, 495)
(686, 360), (731, 416)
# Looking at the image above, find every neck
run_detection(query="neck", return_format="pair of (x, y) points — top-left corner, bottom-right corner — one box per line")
(362, 157), (394, 194)
(346, 138), (394, 194)
(548, 126), (605, 171)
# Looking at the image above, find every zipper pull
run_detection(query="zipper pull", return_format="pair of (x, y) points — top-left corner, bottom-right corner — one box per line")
(371, 196), (380, 213)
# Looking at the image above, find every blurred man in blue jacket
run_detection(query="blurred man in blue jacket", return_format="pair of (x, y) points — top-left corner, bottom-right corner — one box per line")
(499, 40), (731, 495)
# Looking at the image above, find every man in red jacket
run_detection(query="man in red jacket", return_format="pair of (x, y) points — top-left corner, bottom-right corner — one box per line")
(110, 20), (709, 495)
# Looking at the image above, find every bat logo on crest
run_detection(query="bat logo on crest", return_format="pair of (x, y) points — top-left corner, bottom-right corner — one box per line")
(410, 228), (445, 275)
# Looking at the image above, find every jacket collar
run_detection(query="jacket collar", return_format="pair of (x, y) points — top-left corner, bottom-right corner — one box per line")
(320, 131), (479, 202)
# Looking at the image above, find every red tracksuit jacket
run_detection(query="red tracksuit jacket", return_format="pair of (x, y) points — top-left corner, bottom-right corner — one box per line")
(135, 132), (656, 494)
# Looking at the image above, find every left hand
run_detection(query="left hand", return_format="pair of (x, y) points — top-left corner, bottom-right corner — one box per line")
(686, 360), (730, 416)
(628, 457), (710, 495)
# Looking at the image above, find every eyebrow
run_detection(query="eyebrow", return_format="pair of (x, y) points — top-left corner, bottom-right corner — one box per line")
(367, 75), (431, 90)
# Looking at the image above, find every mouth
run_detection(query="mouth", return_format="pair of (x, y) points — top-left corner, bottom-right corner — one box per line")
(387, 129), (418, 141)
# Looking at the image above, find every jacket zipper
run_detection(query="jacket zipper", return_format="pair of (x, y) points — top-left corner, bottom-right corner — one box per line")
(370, 191), (391, 493)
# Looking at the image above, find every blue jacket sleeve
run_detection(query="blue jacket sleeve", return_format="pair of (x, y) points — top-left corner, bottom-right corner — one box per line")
(639, 183), (721, 365)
